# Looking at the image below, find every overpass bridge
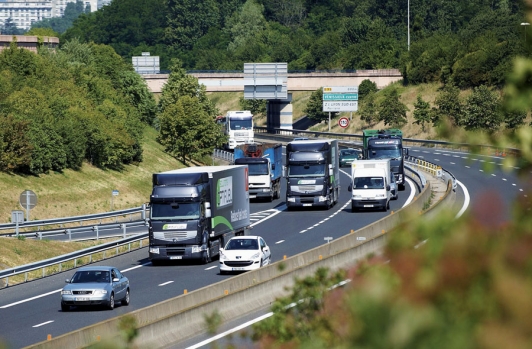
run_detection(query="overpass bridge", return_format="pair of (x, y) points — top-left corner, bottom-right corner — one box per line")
(142, 69), (403, 93)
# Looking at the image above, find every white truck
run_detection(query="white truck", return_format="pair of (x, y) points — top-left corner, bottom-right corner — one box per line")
(348, 159), (393, 212)
(216, 110), (254, 150)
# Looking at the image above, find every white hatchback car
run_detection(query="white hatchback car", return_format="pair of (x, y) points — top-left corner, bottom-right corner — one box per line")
(219, 236), (271, 274)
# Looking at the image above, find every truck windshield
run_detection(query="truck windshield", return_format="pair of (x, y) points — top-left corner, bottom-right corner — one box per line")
(150, 202), (200, 220)
(288, 164), (325, 177)
(247, 163), (269, 175)
(354, 177), (384, 189)
(229, 119), (252, 130)
(367, 147), (402, 159)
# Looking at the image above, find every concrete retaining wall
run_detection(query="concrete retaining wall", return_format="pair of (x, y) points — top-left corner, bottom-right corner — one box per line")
(28, 180), (436, 349)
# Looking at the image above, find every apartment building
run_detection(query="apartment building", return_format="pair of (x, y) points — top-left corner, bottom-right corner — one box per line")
(0, 0), (111, 32)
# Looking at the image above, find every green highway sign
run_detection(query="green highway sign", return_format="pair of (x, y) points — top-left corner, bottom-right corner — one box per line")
(322, 93), (358, 101)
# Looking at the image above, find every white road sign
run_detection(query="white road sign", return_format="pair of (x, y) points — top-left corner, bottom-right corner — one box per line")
(322, 101), (358, 112)
(323, 86), (358, 93)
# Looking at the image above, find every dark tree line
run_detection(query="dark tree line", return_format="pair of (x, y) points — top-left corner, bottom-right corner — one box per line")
(0, 40), (156, 175)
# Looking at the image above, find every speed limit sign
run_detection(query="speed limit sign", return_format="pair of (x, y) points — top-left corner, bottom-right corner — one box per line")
(338, 117), (349, 128)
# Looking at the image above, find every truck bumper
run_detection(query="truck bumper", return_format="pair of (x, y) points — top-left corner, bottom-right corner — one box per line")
(351, 198), (387, 210)
(286, 195), (329, 208)
(149, 245), (206, 261)
(249, 188), (272, 199)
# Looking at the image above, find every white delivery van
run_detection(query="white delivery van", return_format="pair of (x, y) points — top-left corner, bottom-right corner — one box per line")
(348, 159), (392, 212)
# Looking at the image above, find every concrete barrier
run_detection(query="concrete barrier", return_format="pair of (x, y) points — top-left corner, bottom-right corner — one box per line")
(27, 181), (435, 349)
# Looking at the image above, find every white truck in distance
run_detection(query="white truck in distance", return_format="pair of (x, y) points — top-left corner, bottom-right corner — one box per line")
(216, 110), (254, 150)
(348, 159), (393, 212)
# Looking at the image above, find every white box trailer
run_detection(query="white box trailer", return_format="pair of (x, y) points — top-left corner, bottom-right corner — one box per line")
(348, 159), (393, 212)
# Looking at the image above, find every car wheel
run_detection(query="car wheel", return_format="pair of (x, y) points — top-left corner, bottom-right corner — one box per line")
(108, 293), (115, 310)
(121, 289), (130, 306)
(61, 303), (69, 312)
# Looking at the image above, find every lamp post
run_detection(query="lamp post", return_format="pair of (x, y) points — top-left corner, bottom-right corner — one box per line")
(407, 0), (410, 51)
(521, 22), (530, 44)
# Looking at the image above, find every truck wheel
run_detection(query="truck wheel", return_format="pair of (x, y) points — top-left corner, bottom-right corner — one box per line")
(275, 185), (281, 200)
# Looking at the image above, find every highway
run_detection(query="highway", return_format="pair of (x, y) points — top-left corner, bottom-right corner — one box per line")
(0, 145), (528, 349)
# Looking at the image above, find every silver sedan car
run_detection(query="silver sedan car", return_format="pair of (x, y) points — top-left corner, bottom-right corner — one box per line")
(60, 266), (130, 311)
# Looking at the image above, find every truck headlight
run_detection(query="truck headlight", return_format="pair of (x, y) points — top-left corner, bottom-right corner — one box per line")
(149, 247), (160, 254)
(376, 194), (385, 198)
(192, 246), (201, 253)
(287, 197), (296, 202)
(353, 195), (362, 199)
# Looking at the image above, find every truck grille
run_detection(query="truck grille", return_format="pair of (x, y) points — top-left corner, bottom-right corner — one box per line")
(153, 231), (196, 241)
(167, 248), (186, 256)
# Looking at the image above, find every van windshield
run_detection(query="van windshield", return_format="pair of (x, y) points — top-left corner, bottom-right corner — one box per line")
(353, 177), (384, 189)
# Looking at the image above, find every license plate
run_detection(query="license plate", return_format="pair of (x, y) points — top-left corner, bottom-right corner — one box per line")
(75, 297), (90, 301)
(232, 267), (245, 271)
(303, 204), (312, 206)
(364, 205), (374, 207)
(170, 256), (182, 260)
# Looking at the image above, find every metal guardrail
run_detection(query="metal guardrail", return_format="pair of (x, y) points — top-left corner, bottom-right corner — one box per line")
(23, 220), (148, 241)
(255, 126), (520, 157)
(212, 149), (234, 163)
(0, 205), (148, 235)
(0, 233), (148, 288)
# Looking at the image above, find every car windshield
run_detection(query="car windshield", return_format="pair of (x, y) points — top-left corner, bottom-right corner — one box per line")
(341, 150), (358, 157)
(150, 202), (200, 220)
(71, 270), (110, 283)
(288, 164), (325, 177)
(225, 238), (259, 250)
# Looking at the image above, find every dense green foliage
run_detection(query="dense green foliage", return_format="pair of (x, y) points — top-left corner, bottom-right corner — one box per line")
(156, 60), (226, 164)
(59, 0), (528, 89)
(0, 40), (156, 175)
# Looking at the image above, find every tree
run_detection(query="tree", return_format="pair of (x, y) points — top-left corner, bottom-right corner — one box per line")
(304, 88), (337, 123)
(157, 96), (225, 164)
(359, 91), (379, 126)
(239, 98), (267, 117)
(165, 0), (220, 51)
(358, 79), (378, 101)
(413, 95), (431, 132)
(157, 59), (225, 162)
(461, 85), (502, 132)
(226, 0), (267, 52)
(378, 88), (408, 128)
(433, 83), (463, 127)
(1, 18), (24, 35)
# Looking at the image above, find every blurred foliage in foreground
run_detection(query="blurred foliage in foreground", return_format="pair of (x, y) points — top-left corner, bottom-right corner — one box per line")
(250, 190), (532, 348)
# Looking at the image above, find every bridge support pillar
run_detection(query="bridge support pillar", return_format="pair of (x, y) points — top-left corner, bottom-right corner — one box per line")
(266, 93), (292, 134)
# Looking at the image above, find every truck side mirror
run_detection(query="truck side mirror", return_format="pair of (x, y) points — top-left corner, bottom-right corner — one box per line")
(386, 185), (390, 191)
(403, 148), (409, 156)
(283, 166), (286, 177)
(328, 164), (333, 171)
(271, 164), (275, 170)
(348, 184), (352, 192)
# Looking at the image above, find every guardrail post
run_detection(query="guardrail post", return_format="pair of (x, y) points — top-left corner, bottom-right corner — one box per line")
(141, 204), (146, 221)
(93, 225), (99, 241)
(38, 231), (42, 240)
(122, 224), (126, 238)
(67, 229), (71, 242)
